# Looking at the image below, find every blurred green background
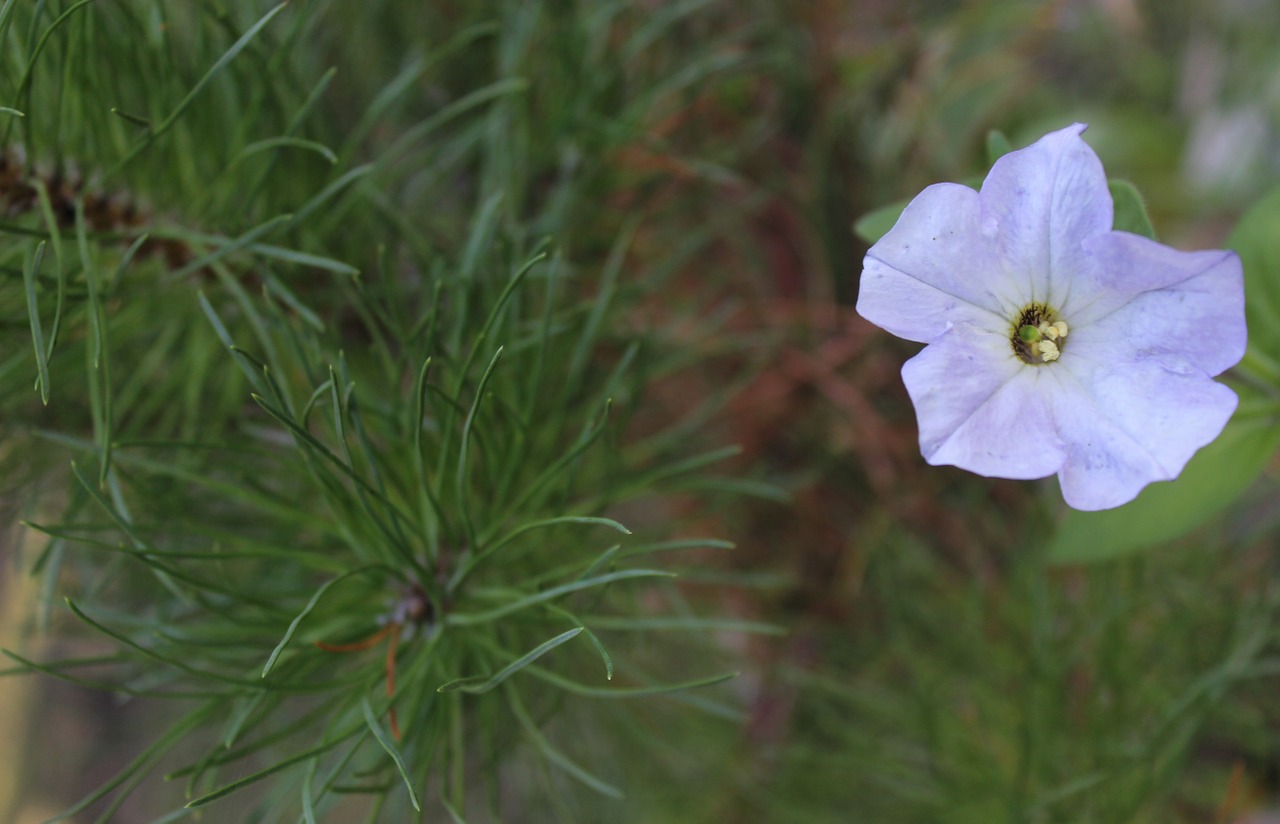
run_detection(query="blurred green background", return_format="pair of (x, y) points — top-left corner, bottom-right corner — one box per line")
(4, 0), (1280, 822)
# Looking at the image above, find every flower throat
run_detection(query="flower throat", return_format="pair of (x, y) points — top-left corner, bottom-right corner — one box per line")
(1011, 303), (1069, 364)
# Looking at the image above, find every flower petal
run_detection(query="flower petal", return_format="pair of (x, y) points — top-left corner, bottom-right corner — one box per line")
(858, 182), (1013, 343)
(858, 121), (1247, 511)
(979, 123), (1112, 308)
(903, 328), (1065, 479)
(1050, 356), (1239, 510)
(1064, 233), (1245, 376)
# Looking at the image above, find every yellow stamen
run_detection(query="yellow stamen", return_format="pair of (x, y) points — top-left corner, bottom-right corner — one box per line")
(1010, 303), (1069, 365)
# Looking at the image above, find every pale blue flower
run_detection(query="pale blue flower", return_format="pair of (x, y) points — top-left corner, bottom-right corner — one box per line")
(857, 123), (1246, 511)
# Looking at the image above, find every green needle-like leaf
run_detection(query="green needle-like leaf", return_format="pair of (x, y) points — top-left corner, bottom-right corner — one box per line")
(117, 1), (291, 167)
(361, 698), (423, 811)
(447, 569), (672, 625)
(22, 240), (49, 404)
(438, 627), (584, 693)
(262, 566), (391, 677)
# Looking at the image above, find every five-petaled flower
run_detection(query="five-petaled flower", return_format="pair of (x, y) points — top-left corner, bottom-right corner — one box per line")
(856, 123), (1247, 511)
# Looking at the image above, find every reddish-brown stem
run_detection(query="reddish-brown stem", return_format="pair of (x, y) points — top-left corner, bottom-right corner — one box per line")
(385, 623), (403, 740)
(313, 623), (392, 652)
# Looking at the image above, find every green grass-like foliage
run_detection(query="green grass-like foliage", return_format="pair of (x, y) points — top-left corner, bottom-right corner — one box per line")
(0, 1), (764, 820)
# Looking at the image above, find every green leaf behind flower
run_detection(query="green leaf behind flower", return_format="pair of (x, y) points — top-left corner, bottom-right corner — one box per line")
(1229, 185), (1280, 379)
(853, 198), (910, 245)
(1049, 393), (1280, 564)
(1051, 182), (1280, 563)
(854, 177), (1156, 246)
(1108, 180), (1156, 240)
(853, 177), (981, 246)
(985, 130), (1013, 166)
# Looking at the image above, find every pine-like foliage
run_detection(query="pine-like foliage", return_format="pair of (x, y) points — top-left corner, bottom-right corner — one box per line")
(0, 2), (771, 820)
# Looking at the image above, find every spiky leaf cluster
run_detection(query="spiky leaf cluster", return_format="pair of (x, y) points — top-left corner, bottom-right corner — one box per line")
(0, 2), (770, 820)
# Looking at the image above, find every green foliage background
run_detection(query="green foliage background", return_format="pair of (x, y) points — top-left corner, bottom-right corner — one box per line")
(2, 1), (1280, 822)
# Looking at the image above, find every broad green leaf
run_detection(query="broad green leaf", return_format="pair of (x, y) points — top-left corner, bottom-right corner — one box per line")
(1109, 179), (1156, 240)
(1049, 395), (1280, 564)
(853, 199), (908, 246)
(985, 130), (1013, 166)
(855, 171), (1155, 250)
(1228, 186), (1280, 370)
(853, 176), (981, 246)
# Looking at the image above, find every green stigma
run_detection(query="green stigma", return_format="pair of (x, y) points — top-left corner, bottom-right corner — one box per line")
(1010, 303), (1069, 365)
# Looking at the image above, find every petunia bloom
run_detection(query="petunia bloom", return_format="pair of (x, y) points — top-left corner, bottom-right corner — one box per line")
(856, 123), (1246, 511)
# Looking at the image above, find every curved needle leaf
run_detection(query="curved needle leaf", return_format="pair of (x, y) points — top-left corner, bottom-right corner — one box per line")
(493, 516), (632, 552)
(442, 796), (468, 824)
(22, 240), (49, 404)
(507, 685), (623, 798)
(250, 393), (417, 533)
(237, 136), (338, 165)
(262, 566), (390, 677)
(7, 0), (96, 145)
(447, 569), (672, 626)
(456, 346), (504, 548)
(527, 666), (739, 698)
(44, 704), (215, 823)
(438, 627), (584, 694)
(361, 698), (422, 810)
(186, 740), (343, 808)
(118, 1), (290, 167)
(457, 515), (632, 586)
(171, 213), (293, 280)
(64, 599), (262, 687)
(109, 107), (150, 128)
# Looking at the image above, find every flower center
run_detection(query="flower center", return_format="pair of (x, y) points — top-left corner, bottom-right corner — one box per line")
(1010, 303), (1069, 365)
